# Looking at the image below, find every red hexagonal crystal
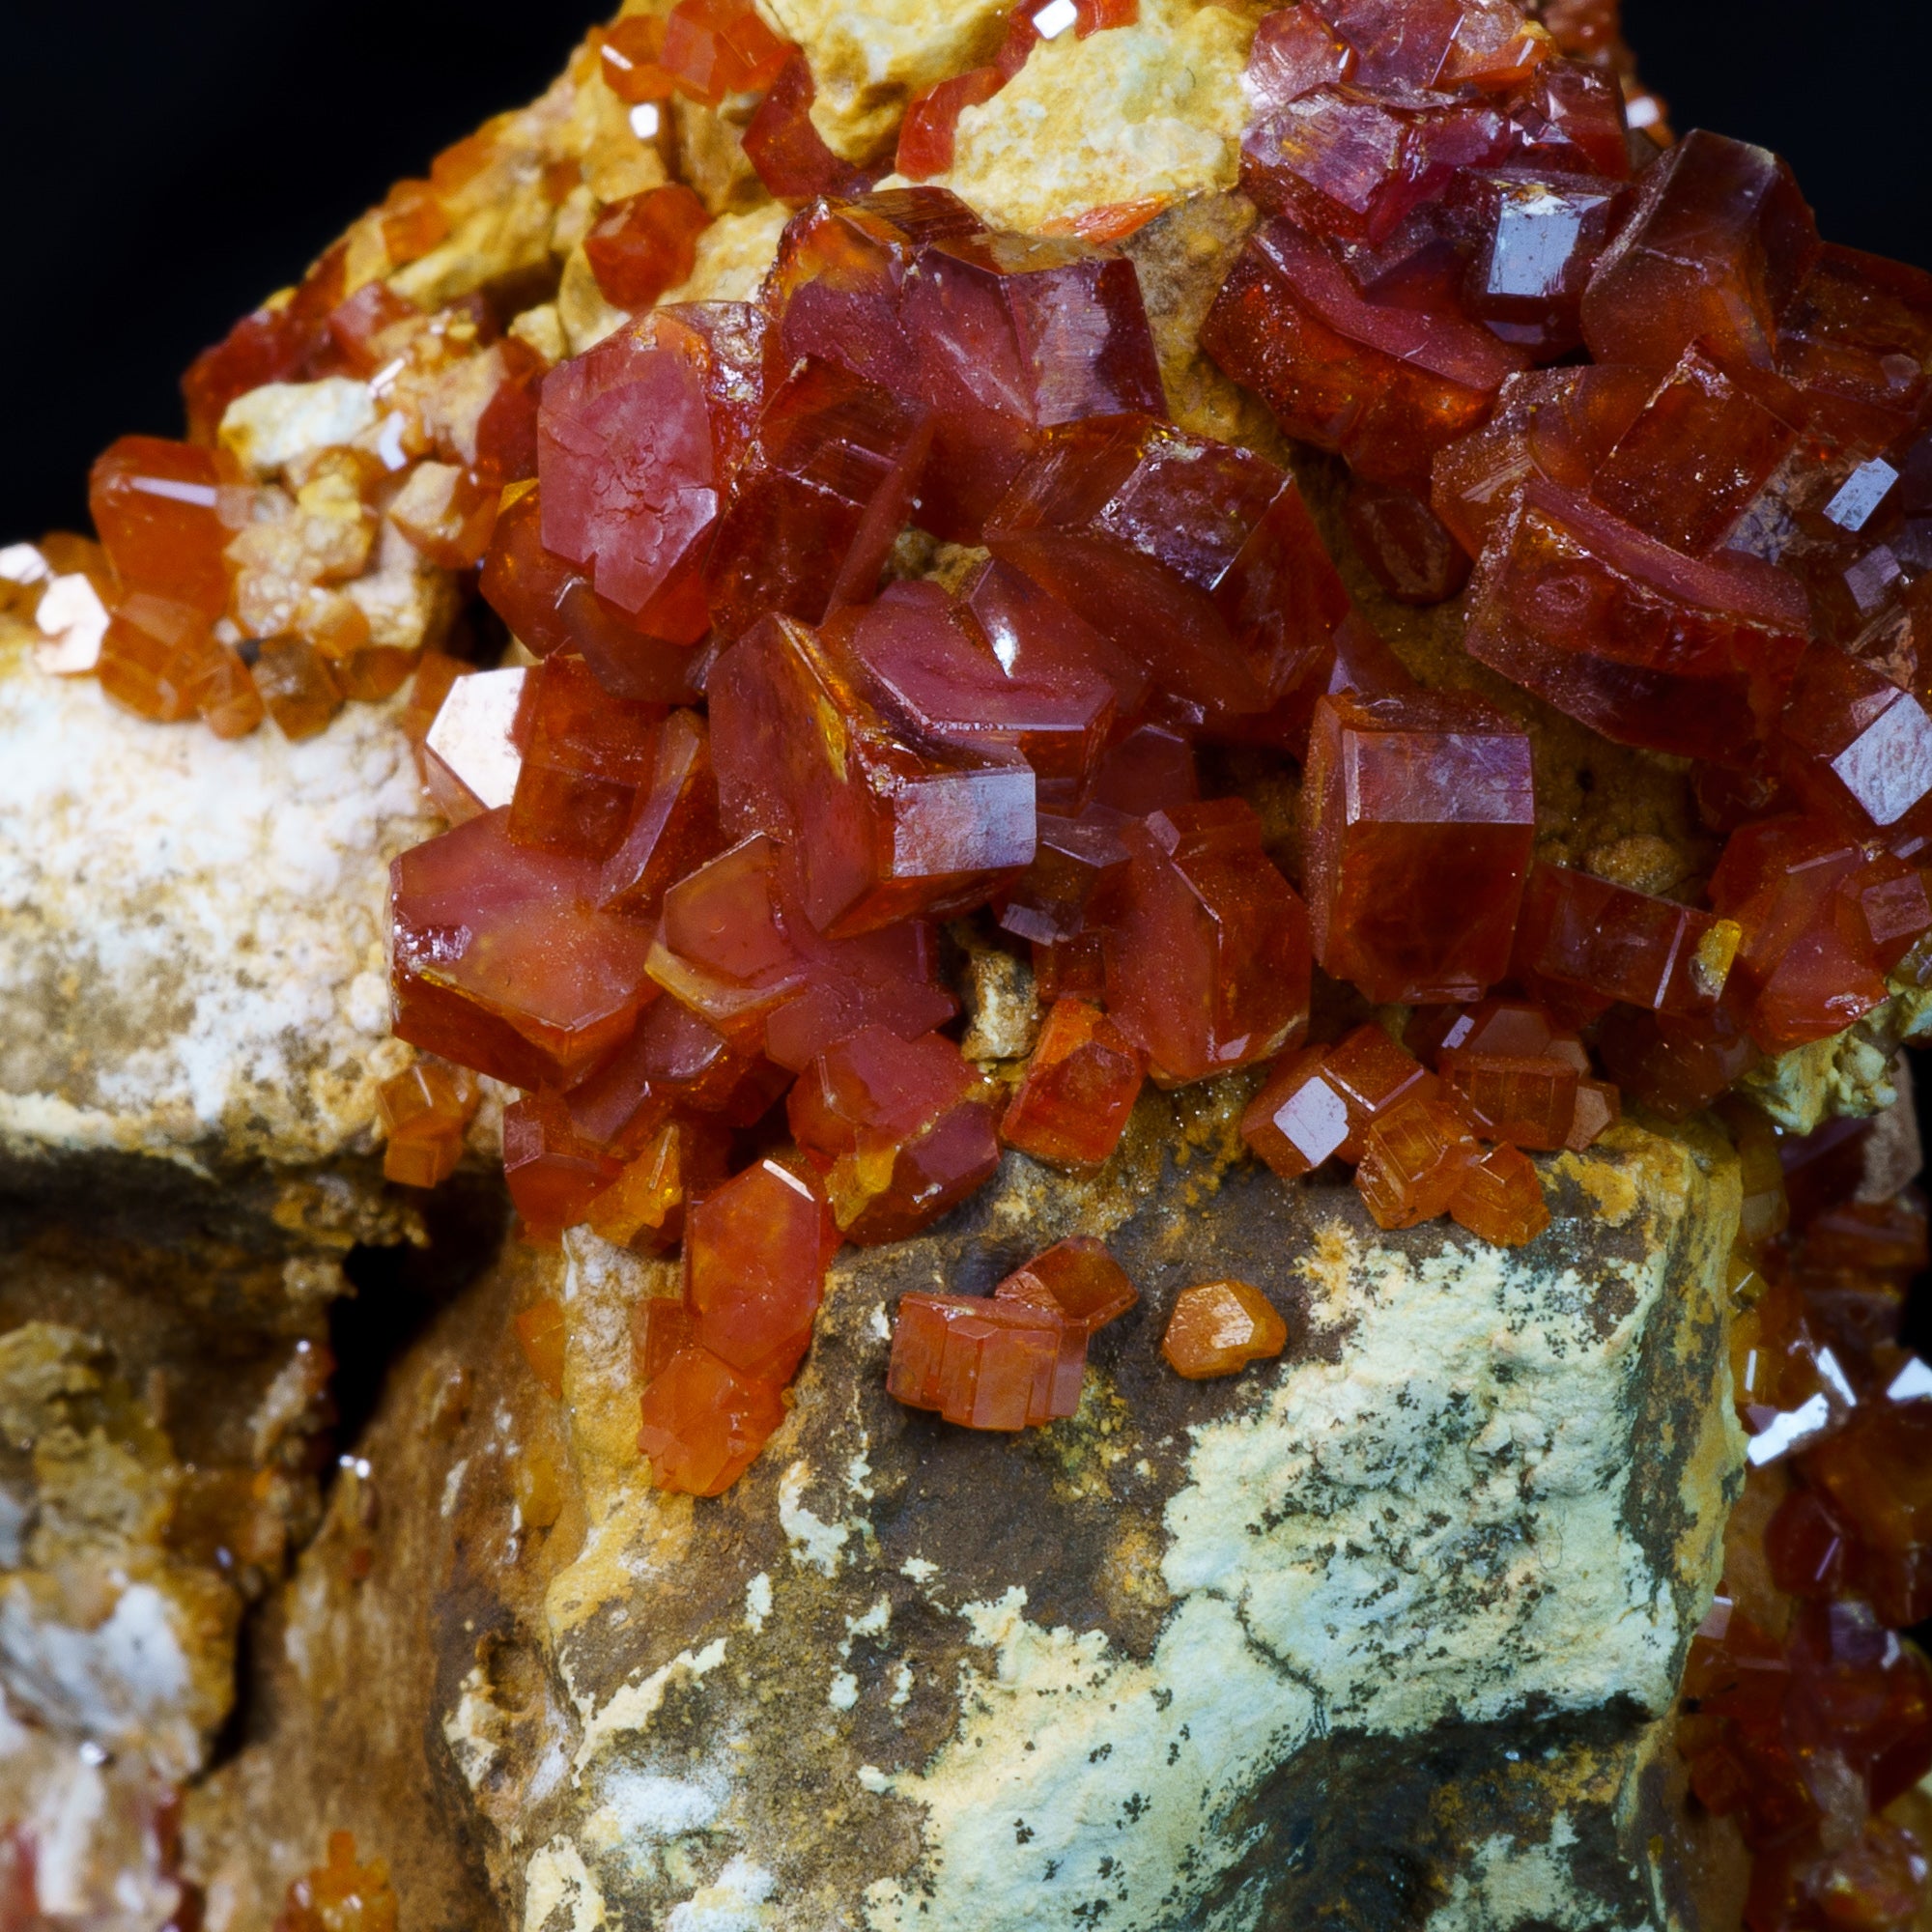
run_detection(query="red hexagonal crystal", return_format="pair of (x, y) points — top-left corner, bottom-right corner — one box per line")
(96, 596), (218, 725)
(390, 808), (660, 1089)
(1581, 128), (1820, 373)
(1514, 861), (1740, 1014)
(658, 0), (792, 106)
(709, 613), (1036, 937)
(828, 579), (1118, 793)
(1098, 798), (1311, 1085)
(1779, 642), (1932, 833)
(744, 50), (866, 203)
(598, 708), (722, 916)
(994, 1237), (1137, 1333)
(1708, 815), (1893, 1052)
(507, 654), (666, 860)
(995, 809), (1131, 949)
(503, 1092), (625, 1246)
(1442, 1051), (1577, 1149)
(898, 229), (1167, 539)
(645, 833), (956, 1068)
(638, 1346), (787, 1495)
(685, 1157), (838, 1384)
(1201, 220), (1524, 491)
(1457, 167), (1627, 355)
(788, 1026), (999, 1244)
(986, 412), (1348, 724)
(1000, 996), (1146, 1167)
(1241, 1022), (1437, 1179)
(584, 183), (712, 311)
(888, 1293), (1075, 1429)
(538, 307), (763, 636)
(481, 488), (706, 705)
(896, 67), (1005, 181)
(89, 436), (239, 618)
(1304, 690), (1533, 1005)
(705, 358), (931, 639)
(1244, 3), (1353, 111)
(1463, 477), (1809, 764)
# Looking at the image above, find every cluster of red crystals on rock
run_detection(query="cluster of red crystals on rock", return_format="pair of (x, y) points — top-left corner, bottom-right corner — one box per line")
(1677, 1103), (1932, 1931)
(888, 1236), (1136, 1428)
(273, 1832), (398, 1932)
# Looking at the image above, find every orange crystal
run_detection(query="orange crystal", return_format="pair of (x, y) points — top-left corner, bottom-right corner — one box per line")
(684, 1157), (838, 1383)
(96, 596), (218, 724)
(503, 1093), (624, 1244)
(376, 1059), (478, 1189)
(999, 997), (1145, 1167)
(1448, 1142), (1549, 1244)
(591, 1118), (724, 1251)
(887, 1293), (1076, 1429)
(1160, 1280), (1289, 1379)
(89, 435), (236, 618)
(637, 1345), (787, 1494)
(254, 640), (345, 742)
(993, 1237), (1137, 1334)
(584, 184), (713, 312)
(1240, 1022), (1436, 1179)
(631, 1293), (697, 1386)
(659, 0), (792, 106)
(514, 1299), (568, 1400)
(1353, 1094), (1480, 1229)
(273, 1832), (398, 1932)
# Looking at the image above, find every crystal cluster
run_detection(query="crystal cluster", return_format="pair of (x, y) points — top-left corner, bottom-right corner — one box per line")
(273, 1832), (398, 1932)
(1679, 1109), (1932, 1932)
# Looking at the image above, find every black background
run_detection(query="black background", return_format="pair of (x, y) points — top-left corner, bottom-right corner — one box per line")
(6, 2), (1931, 1351)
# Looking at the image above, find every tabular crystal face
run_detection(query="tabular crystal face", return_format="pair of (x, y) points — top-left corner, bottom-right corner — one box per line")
(1099, 798), (1311, 1084)
(898, 230), (1167, 538)
(994, 1237), (1138, 1334)
(89, 436), (239, 619)
(1591, 345), (1799, 555)
(376, 1061), (477, 1189)
(646, 833), (956, 1068)
(1441, 1051), (1577, 1148)
(1514, 862), (1740, 1014)
(1160, 1280), (1289, 1379)
(710, 613), (1036, 937)
(391, 808), (660, 1090)
(896, 67), (1007, 180)
(637, 1346), (788, 1495)
(503, 1093), (625, 1245)
(1304, 689), (1533, 1005)
(1463, 478), (1809, 764)
(1240, 1022), (1436, 1179)
(705, 358), (932, 639)
(585, 184), (713, 312)
(764, 190), (986, 400)
(598, 708), (723, 916)
(995, 809), (1132, 947)
(1458, 167), (1627, 351)
(480, 489), (706, 704)
(888, 1293), (1077, 1429)
(590, 1119), (725, 1251)
(1709, 815), (1894, 1053)
(685, 1157), (838, 1383)
(658, 0), (791, 105)
(630, 1296), (696, 1389)
(1353, 1094), (1480, 1228)
(1202, 221), (1523, 493)
(1244, 3), (1354, 110)
(1000, 997), (1146, 1166)
(788, 1027), (999, 1244)
(507, 653), (666, 860)
(1448, 1142), (1549, 1244)
(986, 412), (1348, 724)
(538, 317), (739, 634)
(827, 579), (1118, 790)
(1580, 128), (1821, 373)
(1779, 642), (1932, 833)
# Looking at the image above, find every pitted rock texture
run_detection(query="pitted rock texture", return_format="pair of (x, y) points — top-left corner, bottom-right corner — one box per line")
(196, 1092), (1745, 1931)
(0, 631), (436, 1194)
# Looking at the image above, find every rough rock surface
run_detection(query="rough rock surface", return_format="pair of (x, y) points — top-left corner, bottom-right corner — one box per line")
(183, 1088), (1745, 1931)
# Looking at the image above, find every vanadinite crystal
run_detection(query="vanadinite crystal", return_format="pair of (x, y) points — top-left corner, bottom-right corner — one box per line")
(1161, 1280), (1290, 1379)
(274, 1832), (398, 1932)
(1304, 690), (1534, 1004)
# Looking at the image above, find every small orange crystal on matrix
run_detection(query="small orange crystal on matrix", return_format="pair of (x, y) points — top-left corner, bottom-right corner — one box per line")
(273, 1833), (398, 1932)
(1161, 1281), (1290, 1379)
